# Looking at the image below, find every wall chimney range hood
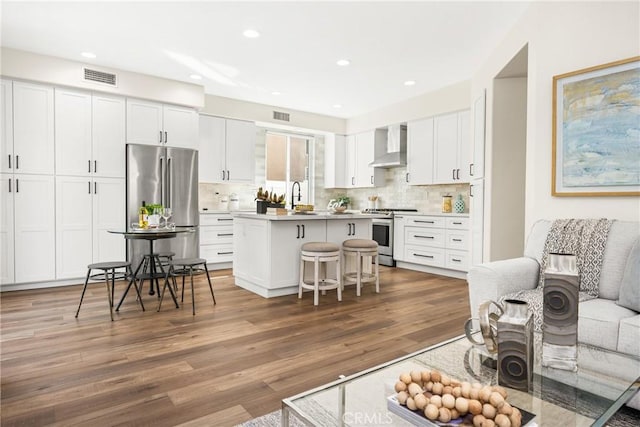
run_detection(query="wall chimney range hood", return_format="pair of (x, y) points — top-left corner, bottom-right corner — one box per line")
(369, 124), (407, 168)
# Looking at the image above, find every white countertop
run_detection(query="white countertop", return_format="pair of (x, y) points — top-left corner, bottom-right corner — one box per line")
(233, 211), (387, 221)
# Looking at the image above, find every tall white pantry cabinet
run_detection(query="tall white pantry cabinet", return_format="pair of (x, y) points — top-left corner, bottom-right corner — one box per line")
(1, 80), (56, 285)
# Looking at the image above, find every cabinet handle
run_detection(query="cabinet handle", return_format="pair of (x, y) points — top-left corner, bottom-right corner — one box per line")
(296, 225), (300, 239)
(453, 221), (462, 225)
(395, 215), (403, 219)
(94, 160), (97, 173)
(347, 223), (351, 235)
(217, 233), (233, 237)
(217, 218), (233, 222)
(470, 185), (474, 197)
(451, 258), (462, 262)
(370, 175), (373, 184)
(88, 181), (91, 194)
(452, 169), (455, 180)
(406, 173), (409, 183)
(351, 177), (355, 186)
(164, 131), (168, 144)
(15, 178), (18, 193)
(217, 251), (233, 255)
(88, 160), (91, 173)
(469, 163), (474, 176)
(452, 238), (462, 242)
(352, 222), (356, 235)
(15, 155), (18, 169)
(221, 170), (225, 180)
(160, 131), (163, 143)
(414, 253), (434, 259)
(456, 169), (460, 180)
(226, 170), (230, 180)
(94, 182), (97, 194)
(8, 155), (11, 169)
(415, 235), (434, 239)
(415, 220), (435, 224)
(8, 178), (11, 193)
(301, 224), (305, 239)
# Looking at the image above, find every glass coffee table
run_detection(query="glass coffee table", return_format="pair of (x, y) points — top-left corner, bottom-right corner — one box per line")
(282, 333), (639, 426)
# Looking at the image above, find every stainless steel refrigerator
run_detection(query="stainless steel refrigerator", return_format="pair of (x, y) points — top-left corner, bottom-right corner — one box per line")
(126, 144), (199, 268)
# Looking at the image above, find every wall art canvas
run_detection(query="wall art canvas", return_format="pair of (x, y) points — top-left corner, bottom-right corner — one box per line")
(552, 57), (640, 196)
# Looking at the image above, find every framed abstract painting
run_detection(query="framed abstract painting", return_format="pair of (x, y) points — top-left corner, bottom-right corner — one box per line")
(552, 56), (640, 196)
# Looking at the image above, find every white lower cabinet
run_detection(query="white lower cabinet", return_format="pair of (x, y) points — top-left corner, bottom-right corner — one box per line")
(200, 213), (235, 265)
(269, 221), (326, 287)
(326, 219), (371, 244)
(399, 214), (470, 273)
(1, 174), (56, 284)
(56, 176), (124, 280)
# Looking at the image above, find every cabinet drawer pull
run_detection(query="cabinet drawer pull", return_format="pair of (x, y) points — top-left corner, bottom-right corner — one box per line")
(7, 154), (10, 169)
(415, 253), (434, 259)
(415, 235), (434, 239)
(406, 173), (409, 183)
(415, 220), (435, 224)
(217, 233), (233, 237)
(452, 221), (462, 225)
(15, 155), (19, 169)
(451, 258), (462, 262)
(88, 181), (91, 194)
(217, 218), (233, 221)
(296, 225), (300, 239)
(217, 251), (233, 255)
(94, 160), (97, 173)
(301, 224), (305, 239)
(8, 178), (11, 192)
(452, 238), (463, 242)
(94, 182), (97, 194)
(15, 179), (18, 192)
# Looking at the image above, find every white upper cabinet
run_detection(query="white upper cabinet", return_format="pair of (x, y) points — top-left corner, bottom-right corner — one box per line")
(406, 117), (434, 185)
(225, 118), (256, 183)
(55, 89), (92, 176)
(56, 90), (126, 178)
(12, 81), (55, 175)
(345, 130), (385, 188)
(433, 110), (471, 184)
(199, 115), (256, 183)
(92, 94), (126, 178)
(324, 134), (348, 189)
(127, 98), (197, 149)
(1, 80), (13, 174)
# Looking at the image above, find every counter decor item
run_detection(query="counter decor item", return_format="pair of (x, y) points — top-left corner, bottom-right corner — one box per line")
(464, 300), (502, 355)
(442, 195), (452, 213)
(497, 299), (534, 392)
(368, 195), (379, 210)
(454, 194), (465, 213)
(255, 187), (285, 214)
(542, 253), (579, 372)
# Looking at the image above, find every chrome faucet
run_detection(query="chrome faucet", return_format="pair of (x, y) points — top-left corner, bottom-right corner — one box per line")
(291, 181), (301, 210)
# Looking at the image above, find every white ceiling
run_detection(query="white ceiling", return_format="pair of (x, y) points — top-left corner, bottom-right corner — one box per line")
(0, 1), (531, 118)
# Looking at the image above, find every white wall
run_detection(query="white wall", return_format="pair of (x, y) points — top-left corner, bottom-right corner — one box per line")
(0, 47), (204, 107)
(201, 94), (346, 134)
(473, 1), (640, 260)
(347, 80), (470, 134)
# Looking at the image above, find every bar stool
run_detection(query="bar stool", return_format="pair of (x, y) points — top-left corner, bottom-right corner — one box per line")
(299, 242), (342, 306)
(342, 239), (380, 296)
(75, 261), (144, 321)
(158, 258), (216, 315)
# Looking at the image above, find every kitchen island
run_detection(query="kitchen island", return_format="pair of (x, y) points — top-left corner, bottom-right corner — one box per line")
(232, 212), (380, 298)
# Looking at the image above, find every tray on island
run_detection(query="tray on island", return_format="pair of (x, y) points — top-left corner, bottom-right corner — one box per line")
(387, 395), (536, 427)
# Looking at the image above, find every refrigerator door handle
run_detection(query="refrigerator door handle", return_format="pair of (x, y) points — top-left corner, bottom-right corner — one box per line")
(167, 157), (172, 208)
(160, 157), (164, 206)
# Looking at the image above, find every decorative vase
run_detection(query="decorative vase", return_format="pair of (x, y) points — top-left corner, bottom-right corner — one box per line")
(542, 253), (579, 371)
(497, 299), (534, 392)
(442, 195), (452, 213)
(454, 194), (465, 213)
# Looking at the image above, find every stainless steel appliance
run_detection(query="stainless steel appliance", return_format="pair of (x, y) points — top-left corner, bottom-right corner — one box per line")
(363, 208), (417, 266)
(126, 144), (199, 269)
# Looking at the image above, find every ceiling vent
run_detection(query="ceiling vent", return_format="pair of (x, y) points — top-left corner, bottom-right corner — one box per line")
(273, 111), (290, 122)
(83, 68), (117, 86)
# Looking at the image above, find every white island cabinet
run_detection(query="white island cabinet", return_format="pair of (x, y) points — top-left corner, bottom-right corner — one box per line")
(232, 213), (378, 298)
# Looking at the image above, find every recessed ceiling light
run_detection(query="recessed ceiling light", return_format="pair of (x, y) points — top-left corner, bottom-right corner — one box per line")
(271, 91), (281, 96)
(404, 80), (416, 86)
(190, 74), (202, 80)
(333, 104), (342, 109)
(243, 29), (260, 38)
(81, 52), (96, 59)
(336, 59), (350, 66)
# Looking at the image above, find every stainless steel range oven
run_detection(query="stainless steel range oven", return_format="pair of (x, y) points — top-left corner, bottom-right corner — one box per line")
(365, 209), (417, 266)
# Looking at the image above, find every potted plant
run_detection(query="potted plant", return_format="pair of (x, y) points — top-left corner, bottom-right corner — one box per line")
(146, 203), (163, 227)
(336, 195), (350, 207)
(328, 195), (350, 213)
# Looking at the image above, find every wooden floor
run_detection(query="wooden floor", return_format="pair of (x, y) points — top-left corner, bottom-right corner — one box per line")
(0, 267), (470, 426)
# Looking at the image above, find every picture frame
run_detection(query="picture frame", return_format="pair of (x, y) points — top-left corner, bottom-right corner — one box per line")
(552, 56), (640, 196)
